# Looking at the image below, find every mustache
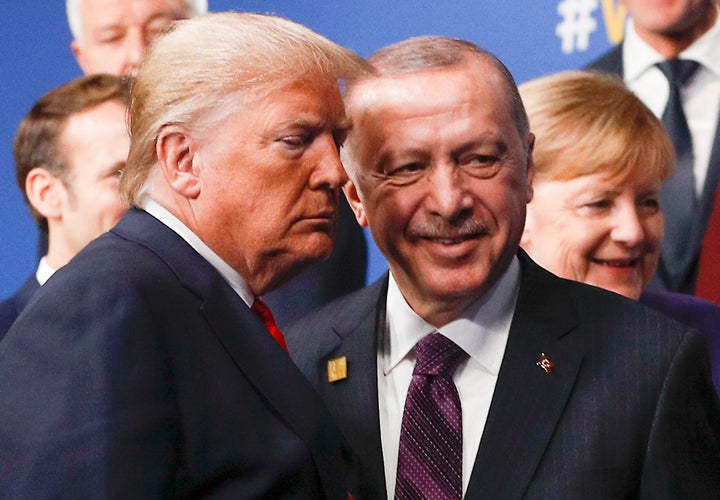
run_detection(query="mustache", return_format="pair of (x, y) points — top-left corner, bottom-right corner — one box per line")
(408, 217), (490, 239)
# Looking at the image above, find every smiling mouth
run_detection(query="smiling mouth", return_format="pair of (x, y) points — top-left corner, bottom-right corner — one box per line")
(423, 234), (481, 245)
(592, 257), (640, 268)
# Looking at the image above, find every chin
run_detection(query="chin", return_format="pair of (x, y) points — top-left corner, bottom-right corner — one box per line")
(604, 283), (642, 301)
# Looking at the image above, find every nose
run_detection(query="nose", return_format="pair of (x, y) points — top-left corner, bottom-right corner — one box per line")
(121, 28), (149, 76)
(427, 164), (473, 220)
(611, 204), (645, 246)
(308, 133), (347, 190)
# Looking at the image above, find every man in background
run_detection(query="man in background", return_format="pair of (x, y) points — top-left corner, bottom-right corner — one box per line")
(65, 0), (367, 327)
(288, 36), (720, 499)
(0, 12), (368, 497)
(67, 0), (207, 76)
(0, 74), (130, 338)
(587, 0), (720, 294)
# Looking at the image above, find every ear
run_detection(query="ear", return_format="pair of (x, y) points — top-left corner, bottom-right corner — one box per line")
(156, 124), (201, 199)
(342, 180), (369, 227)
(25, 167), (66, 222)
(525, 133), (535, 203)
(520, 206), (533, 248)
(70, 40), (91, 75)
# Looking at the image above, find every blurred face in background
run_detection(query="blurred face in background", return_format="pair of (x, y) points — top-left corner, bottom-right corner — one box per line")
(56, 99), (129, 260)
(522, 167), (664, 300)
(71, 0), (193, 76)
(621, 0), (716, 41)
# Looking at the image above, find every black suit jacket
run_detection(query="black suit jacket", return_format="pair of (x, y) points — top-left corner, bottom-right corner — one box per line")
(587, 44), (720, 293)
(288, 253), (720, 499)
(0, 274), (39, 340)
(0, 208), (358, 499)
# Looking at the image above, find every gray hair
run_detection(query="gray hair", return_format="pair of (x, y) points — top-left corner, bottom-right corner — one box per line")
(351, 36), (529, 140)
(66, 0), (208, 41)
(121, 11), (371, 205)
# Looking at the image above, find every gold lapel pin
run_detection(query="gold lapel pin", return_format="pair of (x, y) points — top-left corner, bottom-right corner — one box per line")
(536, 353), (554, 374)
(328, 356), (348, 383)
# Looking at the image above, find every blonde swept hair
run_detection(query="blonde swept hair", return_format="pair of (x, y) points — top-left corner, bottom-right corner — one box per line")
(121, 11), (371, 205)
(519, 70), (674, 184)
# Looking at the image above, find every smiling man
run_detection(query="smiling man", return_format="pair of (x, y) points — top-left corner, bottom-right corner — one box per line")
(287, 36), (720, 499)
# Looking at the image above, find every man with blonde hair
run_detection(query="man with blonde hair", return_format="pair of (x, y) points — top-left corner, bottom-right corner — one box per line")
(0, 12), (369, 498)
(65, 0), (368, 329)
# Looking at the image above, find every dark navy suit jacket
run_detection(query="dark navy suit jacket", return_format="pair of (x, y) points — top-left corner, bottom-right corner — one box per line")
(0, 274), (39, 340)
(0, 208), (359, 498)
(288, 253), (720, 499)
(641, 290), (720, 394)
(587, 45), (720, 293)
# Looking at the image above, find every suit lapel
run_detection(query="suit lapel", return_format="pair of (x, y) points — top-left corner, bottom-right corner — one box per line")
(309, 278), (389, 500)
(466, 254), (586, 499)
(113, 209), (354, 498)
(585, 42), (623, 76)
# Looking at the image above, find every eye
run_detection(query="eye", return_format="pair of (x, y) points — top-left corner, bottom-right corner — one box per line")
(98, 31), (125, 44)
(386, 162), (426, 177)
(279, 134), (313, 149)
(458, 154), (501, 179)
(577, 198), (612, 217)
(377, 162), (427, 186)
(586, 199), (611, 209)
(638, 196), (660, 215)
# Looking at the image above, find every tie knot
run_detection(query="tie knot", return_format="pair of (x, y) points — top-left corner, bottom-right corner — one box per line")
(656, 59), (700, 87)
(413, 333), (466, 377)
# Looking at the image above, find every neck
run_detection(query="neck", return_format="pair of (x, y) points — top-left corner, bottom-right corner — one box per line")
(45, 226), (78, 271)
(633, 4), (717, 59)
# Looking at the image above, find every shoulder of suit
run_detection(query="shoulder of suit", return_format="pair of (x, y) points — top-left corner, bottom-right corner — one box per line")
(584, 43), (623, 74)
(286, 276), (387, 337)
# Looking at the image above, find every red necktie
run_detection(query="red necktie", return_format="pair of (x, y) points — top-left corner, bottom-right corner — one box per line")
(696, 186), (720, 305)
(251, 298), (289, 353)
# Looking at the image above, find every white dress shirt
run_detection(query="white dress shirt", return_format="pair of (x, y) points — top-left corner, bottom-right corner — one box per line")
(142, 199), (255, 307)
(378, 257), (520, 496)
(35, 256), (55, 286)
(622, 8), (720, 195)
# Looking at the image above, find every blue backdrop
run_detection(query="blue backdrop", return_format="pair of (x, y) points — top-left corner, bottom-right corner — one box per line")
(1, 1), (624, 298)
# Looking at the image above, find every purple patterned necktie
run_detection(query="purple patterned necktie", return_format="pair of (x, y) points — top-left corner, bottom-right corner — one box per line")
(395, 333), (467, 500)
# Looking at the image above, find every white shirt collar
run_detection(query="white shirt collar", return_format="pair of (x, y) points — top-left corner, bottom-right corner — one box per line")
(385, 256), (520, 376)
(35, 256), (55, 286)
(624, 6), (720, 81)
(141, 199), (255, 307)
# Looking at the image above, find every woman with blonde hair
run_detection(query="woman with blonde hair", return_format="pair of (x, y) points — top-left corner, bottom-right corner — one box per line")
(520, 70), (720, 393)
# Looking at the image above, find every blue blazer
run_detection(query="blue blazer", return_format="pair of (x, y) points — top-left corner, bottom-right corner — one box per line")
(0, 274), (39, 340)
(587, 45), (720, 293)
(0, 208), (359, 498)
(287, 252), (720, 499)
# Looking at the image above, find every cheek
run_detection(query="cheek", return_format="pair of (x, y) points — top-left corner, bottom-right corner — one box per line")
(645, 216), (664, 247)
(542, 220), (600, 277)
